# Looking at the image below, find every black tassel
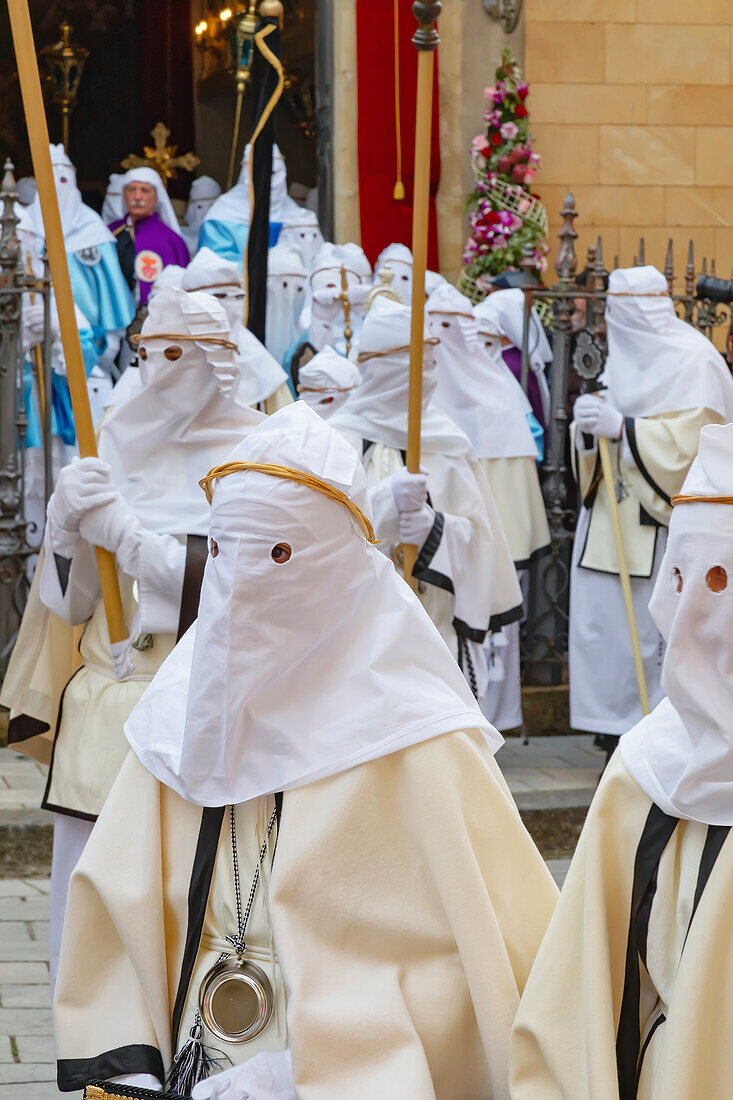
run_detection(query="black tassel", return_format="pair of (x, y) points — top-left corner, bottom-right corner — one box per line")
(167, 1017), (225, 1097)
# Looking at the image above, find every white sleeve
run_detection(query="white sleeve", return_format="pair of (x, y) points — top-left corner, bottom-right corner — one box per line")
(39, 521), (101, 626)
(368, 477), (401, 544)
(115, 528), (188, 636)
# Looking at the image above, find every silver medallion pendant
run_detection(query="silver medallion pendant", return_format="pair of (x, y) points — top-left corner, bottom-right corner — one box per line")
(199, 956), (274, 1044)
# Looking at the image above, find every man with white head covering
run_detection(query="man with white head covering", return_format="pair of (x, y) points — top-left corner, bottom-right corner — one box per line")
(19, 144), (134, 379)
(569, 265), (733, 753)
(54, 401), (557, 1099)
(109, 166), (190, 306)
(474, 287), (552, 433)
(427, 284), (549, 730)
(307, 241), (372, 354)
(276, 206), (324, 272)
(183, 247), (292, 412)
(330, 296), (523, 697)
(182, 175), (222, 254)
(265, 243), (307, 379)
(199, 143), (302, 263)
(1, 287), (263, 992)
(297, 345), (361, 419)
(101, 172), (124, 224)
(513, 422), (733, 1099)
(375, 242), (414, 304)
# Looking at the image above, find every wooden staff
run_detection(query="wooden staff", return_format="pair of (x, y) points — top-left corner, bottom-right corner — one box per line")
(598, 435), (650, 715)
(8, 0), (127, 646)
(25, 254), (45, 419)
(404, 0), (440, 592)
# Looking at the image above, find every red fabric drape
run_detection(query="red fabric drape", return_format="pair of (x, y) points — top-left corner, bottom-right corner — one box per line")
(138, 0), (195, 200)
(356, 0), (440, 269)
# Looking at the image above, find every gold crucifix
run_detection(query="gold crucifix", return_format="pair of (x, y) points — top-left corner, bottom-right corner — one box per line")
(121, 122), (200, 189)
(339, 265), (353, 357)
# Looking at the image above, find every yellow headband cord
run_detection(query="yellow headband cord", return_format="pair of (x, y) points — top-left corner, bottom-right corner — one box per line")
(671, 494), (733, 506)
(199, 461), (379, 544)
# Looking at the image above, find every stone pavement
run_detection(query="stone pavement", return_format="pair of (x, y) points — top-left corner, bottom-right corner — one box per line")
(0, 733), (603, 1095)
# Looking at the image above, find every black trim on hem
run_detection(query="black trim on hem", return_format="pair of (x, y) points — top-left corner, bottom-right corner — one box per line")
(453, 617), (487, 644)
(41, 801), (97, 823)
(513, 542), (552, 571)
(7, 713), (49, 745)
(57, 1043), (164, 1092)
(413, 510), (444, 573)
(40, 666), (84, 816)
(489, 603), (523, 632)
(170, 805), (226, 1053)
(625, 417), (672, 507)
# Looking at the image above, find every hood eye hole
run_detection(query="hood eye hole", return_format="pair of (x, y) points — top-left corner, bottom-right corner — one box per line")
(706, 565), (727, 593)
(210, 538), (219, 558)
(164, 345), (183, 361)
(271, 542), (292, 564)
(138, 346), (148, 360)
(671, 566), (683, 594)
(441, 321), (450, 328)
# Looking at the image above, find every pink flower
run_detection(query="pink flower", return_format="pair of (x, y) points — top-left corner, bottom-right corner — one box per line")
(483, 86), (497, 102)
(471, 134), (491, 157)
(493, 235), (508, 248)
(517, 81), (529, 100)
(518, 197), (531, 213)
(523, 169), (536, 184)
(500, 122), (519, 141)
(489, 110), (501, 127)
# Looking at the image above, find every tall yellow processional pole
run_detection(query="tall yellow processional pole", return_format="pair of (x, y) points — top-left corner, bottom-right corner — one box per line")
(404, 0), (441, 592)
(7, 0), (127, 647)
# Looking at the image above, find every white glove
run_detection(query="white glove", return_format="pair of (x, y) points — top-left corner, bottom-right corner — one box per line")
(22, 299), (44, 352)
(399, 503), (435, 549)
(312, 286), (341, 309)
(348, 282), (369, 310)
(573, 393), (624, 440)
(391, 467), (428, 513)
(79, 490), (140, 556)
(191, 1050), (295, 1100)
(46, 457), (119, 541)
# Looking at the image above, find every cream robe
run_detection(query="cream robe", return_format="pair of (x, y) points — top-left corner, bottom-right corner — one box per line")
(263, 382), (295, 416)
(511, 751), (733, 1099)
(55, 729), (558, 1098)
(569, 406), (723, 736)
(479, 457), (549, 571)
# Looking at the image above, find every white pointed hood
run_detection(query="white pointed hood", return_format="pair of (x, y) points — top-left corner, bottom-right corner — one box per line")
(603, 265), (733, 419)
(266, 244), (306, 366)
(427, 283), (535, 460)
(621, 422), (733, 824)
(125, 402), (497, 805)
(203, 143), (302, 227)
(20, 144), (114, 253)
(297, 346), (361, 418)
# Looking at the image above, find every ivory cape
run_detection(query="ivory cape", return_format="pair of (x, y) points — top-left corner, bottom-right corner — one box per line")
(511, 749), (733, 1100)
(0, 536), (206, 818)
(569, 406), (722, 736)
(479, 456), (549, 570)
(55, 730), (558, 1098)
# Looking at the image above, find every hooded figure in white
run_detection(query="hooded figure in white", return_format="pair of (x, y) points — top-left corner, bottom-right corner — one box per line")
(427, 284), (550, 731)
(330, 296), (522, 698)
(1, 287), (263, 992)
(297, 345), (361, 419)
(513, 422), (733, 1100)
(54, 402), (557, 1100)
(276, 207), (324, 272)
(101, 172), (125, 224)
(182, 175), (222, 254)
(569, 265), (733, 747)
(473, 287), (552, 428)
(200, 144), (303, 263)
(307, 242), (372, 354)
(183, 247), (292, 412)
(16, 176), (37, 207)
(375, 242), (414, 304)
(265, 243), (307, 374)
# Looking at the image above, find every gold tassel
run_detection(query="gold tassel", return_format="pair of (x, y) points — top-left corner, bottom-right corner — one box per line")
(393, 0), (404, 202)
(393, 179), (405, 201)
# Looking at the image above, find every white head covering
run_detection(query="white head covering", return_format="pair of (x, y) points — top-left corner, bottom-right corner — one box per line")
(203, 143), (301, 228)
(266, 244), (306, 365)
(98, 286), (263, 535)
(330, 296), (472, 457)
(16, 177), (37, 207)
(473, 288), (551, 421)
(117, 166), (185, 240)
(620, 423), (733, 825)
(184, 175), (222, 227)
(298, 346), (361, 418)
(125, 401), (496, 806)
(277, 208), (324, 271)
(425, 269), (446, 296)
(184, 247), (288, 406)
(149, 264), (186, 301)
(19, 144), (114, 253)
(375, 243), (413, 304)
(101, 172), (125, 223)
(426, 284), (535, 460)
(603, 265), (733, 420)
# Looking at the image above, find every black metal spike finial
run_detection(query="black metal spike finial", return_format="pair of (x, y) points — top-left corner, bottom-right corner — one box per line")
(555, 192), (578, 280)
(412, 1), (441, 49)
(638, 236), (645, 266)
